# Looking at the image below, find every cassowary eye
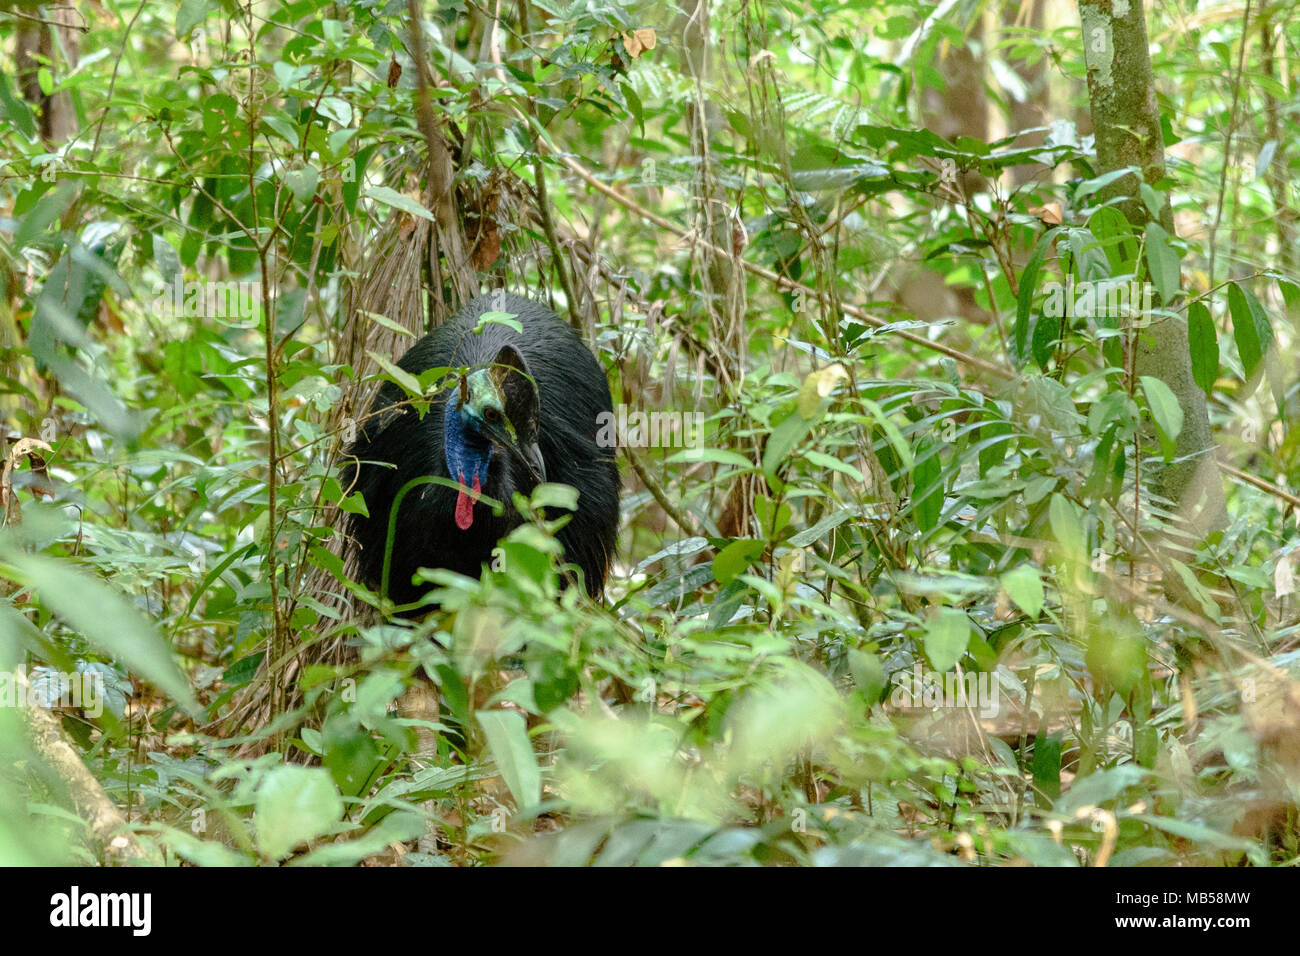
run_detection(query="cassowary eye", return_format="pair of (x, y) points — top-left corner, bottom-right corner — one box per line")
(484, 407), (502, 425)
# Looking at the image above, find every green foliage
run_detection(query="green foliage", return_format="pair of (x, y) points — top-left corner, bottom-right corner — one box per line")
(0, 0), (1297, 869)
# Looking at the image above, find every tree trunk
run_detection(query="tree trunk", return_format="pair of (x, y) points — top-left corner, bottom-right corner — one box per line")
(1078, 0), (1227, 538)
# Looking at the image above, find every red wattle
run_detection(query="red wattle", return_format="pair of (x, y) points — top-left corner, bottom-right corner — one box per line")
(454, 472), (482, 530)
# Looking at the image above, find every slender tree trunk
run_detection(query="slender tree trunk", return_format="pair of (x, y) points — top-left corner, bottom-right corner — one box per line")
(1259, 9), (1296, 276)
(15, 12), (79, 145)
(1005, 0), (1048, 188)
(1078, 0), (1227, 537)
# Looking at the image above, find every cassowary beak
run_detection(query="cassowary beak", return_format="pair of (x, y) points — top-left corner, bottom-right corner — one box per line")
(519, 441), (546, 484)
(480, 419), (546, 485)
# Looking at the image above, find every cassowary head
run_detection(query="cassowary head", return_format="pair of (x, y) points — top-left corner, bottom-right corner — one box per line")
(442, 344), (545, 530)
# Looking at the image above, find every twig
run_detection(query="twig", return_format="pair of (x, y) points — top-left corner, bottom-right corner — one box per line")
(16, 671), (156, 864)
(548, 148), (1015, 381)
(3, 7), (87, 29)
(623, 444), (700, 537)
(1219, 461), (1300, 509)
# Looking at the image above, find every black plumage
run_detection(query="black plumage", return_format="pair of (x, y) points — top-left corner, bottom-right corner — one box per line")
(343, 292), (619, 609)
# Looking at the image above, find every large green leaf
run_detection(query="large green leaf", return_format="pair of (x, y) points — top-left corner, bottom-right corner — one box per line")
(761, 409), (813, 491)
(366, 186), (434, 222)
(1015, 227), (1061, 362)
(476, 709), (542, 810)
(1143, 222), (1181, 303)
(923, 607), (971, 672)
(713, 539), (765, 586)
(1001, 565), (1044, 618)
(254, 765), (344, 860)
(1227, 283), (1273, 381)
(1139, 375), (1183, 459)
(1186, 301), (1218, 393)
(4, 551), (198, 713)
(1048, 493), (1086, 561)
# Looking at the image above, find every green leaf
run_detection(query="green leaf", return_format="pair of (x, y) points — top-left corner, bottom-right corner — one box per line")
(1139, 184), (1165, 221)
(1139, 375), (1183, 458)
(663, 447), (753, 468)
(1015, 227), (1060, 362)
(621, 81), (644, 136)
(1227, 283), (1273, 381)
(176, 0), (209, 37)
(475, 313), (524, 336)
(1031, 732), (1062, 808)
(1048, 493), (1086, 560)
(366, 186), (434, 222)
(861, 397), (914, 471)
(911, 441), (942, 533)
(152, 234), (181, 286)
(254, 765), (344, 860)
(5, 551), (199, 713)
(317, 96), (352, 127)
(366, 350), (424, 397)
(358, 309), (416, 338)
(530, 482), (579, 511)
(1074, 166), (1138, 200)
(282, 166), (319, 203)
(1001, 565), (1044, 618)
(14, 181), (78, 250)
(923, 607), (971, 672)
(1254, 140), (1277, 179)
(1167, 559), (1220, 623)
(848, 649), (886, 703)
(1186, 301), (1218, 393)
(343, 145), (376, 214)
(977, 418), (1011, 475)
(1087, 207), (1138, 272)
(1143, 222), (1181, 303)
(0, 69), (36, 139)
(761, 410), (813, 490)
(1084, 625), (1146, 697)
(1056, 764), (1145, 814)
(788, 507), (855, 547)
(803, 450), (864, 482)
(1031, 305), (1060, 370)
(635, 563), (714, 607)
(476, 710), (541, 810)
(1132, 814), (1261, 856)
(713, 539), (765, 586)
(707, 578), (749, 629)
(273, 60), (310, 90)
(260, 113), (299, 146)
(634, 537), (710, 573)
(289, 811), (426, 867)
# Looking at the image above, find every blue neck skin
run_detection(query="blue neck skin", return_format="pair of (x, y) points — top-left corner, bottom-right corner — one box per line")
(443, 392), (494, 491)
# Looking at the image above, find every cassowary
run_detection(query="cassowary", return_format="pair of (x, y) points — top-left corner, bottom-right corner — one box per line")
(343, 292), (619, 609)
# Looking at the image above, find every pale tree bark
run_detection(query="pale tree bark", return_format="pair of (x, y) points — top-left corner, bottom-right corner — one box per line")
(16, 670), (157, 864)
(1078, 0), (1227, 538)
(15, 11), (80, 145)
(1005, 0), (1049, 188)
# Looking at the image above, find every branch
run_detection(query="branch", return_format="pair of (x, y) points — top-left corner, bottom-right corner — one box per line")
(17, 671), (156, 864)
